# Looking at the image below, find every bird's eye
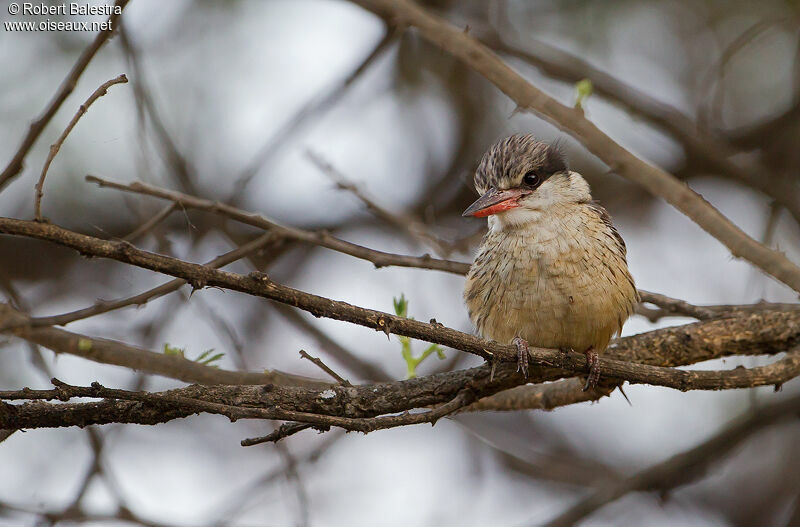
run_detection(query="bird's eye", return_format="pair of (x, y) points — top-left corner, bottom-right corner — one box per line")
(523, 171), (540, 186)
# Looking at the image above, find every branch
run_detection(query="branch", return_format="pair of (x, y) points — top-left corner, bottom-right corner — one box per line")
(87, 175), (471, 275)
(3, 337), (800, 435)
(349, 0), (800, 294)
(1, 304), (327, 389)
(22, 232), (282, 328)
(0, 0), (129, 191)
(473, 23), (800, 225)
(34, 74), (128, 221)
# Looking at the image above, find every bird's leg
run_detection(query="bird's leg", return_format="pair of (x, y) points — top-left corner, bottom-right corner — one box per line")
(582, 346), (600, 391)
(512, 336), (529, 378)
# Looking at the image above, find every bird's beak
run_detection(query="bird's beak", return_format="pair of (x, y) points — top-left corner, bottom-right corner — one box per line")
(462, 188), (528, 218)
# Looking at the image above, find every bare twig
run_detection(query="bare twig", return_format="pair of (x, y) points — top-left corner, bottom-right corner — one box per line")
(0, 0), (129, 191)
(637, 290), (717, 321)
(349, 0), (800, 293)
(241, 422), (320, 446)
(306, 150), (458, 256)
(23, 232), (281, 328)
(472, 21), (800, 226)
(299, 349), (350, 385)
(274, 305), (393, 381)
(34, 74), (128, 221)
(87, 174), (472, 274)
(1, 304), (326, 388)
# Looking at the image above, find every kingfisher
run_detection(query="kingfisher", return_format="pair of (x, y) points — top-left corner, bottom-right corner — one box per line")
(463, 135), (638, 389)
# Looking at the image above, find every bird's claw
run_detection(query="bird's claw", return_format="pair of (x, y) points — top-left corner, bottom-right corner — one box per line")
(512, 337), (529, 378)
(582, 347), (600, 391)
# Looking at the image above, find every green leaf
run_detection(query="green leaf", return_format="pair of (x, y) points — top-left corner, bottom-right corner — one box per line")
(163, 343), (185, 357)
(197, 352), (225, 366)
(575, 78), (593, 110)
(393, 293), (408, 318)
(391, 295), (446, 378)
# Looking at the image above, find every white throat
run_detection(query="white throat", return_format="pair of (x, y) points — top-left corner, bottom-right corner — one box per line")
(487, 171), (591, 233)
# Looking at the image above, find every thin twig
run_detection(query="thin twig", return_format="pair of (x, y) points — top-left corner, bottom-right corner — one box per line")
(241, 422), (319, 446)
(306, 150), (458, 256)
(1, 304), (327, 389)
(86, 175), (471, 274)
(299, 350), (351, 385)
(34, 74), (128, 221)
(0, 0), (129, 192)
(637, 290), (716, 321)
(23, 232), (280, 328)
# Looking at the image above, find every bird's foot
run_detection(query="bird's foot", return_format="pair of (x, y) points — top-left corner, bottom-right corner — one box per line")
(582, 347), (600, 391)
(512, 337), (529, 378)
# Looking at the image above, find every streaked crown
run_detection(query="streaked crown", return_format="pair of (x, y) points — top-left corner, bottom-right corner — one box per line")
(474, 134), (567, 194)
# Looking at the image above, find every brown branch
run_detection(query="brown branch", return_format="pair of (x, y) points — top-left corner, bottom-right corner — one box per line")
(241, 422), (320, 446)
(349, 0), (800, 294)
(87, 175), (471, 275)
(23, 232), (281, 328)
(3, 338), (800, 435)
(637, 290), (717, 321)
(34, 74), (128, 221)
(465, 378), (617, 413)
(472, 23), (800, 226)
(2, 378), (479, 435)
(544, 380), (800, 527)
(1, 304), (327, 389)
(0, 0), (129, 191)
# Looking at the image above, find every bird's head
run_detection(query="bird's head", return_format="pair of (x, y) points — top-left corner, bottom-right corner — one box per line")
(463, 134), (590, 229)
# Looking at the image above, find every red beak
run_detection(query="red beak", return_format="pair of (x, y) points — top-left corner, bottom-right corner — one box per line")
(462, 188), (529, 218)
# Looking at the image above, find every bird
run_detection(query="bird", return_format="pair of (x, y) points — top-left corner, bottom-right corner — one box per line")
(462, 134), (638, 390)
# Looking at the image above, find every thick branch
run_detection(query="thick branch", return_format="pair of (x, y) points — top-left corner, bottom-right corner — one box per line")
(2, 314), (799, 432)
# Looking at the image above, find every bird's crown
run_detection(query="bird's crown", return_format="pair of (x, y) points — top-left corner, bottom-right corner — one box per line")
(474, 134), (567, 194)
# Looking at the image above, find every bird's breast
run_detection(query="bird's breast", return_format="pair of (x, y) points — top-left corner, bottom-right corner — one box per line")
(464, 206), (636, 352)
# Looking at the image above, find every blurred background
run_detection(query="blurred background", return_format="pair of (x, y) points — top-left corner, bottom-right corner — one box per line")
(1, 0), (800, 525)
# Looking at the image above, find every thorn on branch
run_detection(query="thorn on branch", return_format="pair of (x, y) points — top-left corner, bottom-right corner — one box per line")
(376, 316), (391, 338)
